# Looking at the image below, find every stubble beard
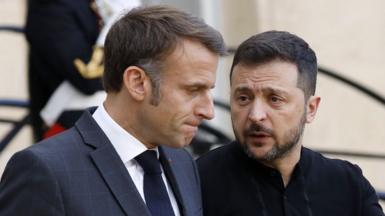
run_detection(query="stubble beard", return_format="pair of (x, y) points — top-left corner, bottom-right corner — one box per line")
(234, 112), (306, 163)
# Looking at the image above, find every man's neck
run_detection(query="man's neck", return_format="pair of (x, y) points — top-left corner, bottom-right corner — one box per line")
(104, 96), (157, 149)
(262, 143), (302, 187)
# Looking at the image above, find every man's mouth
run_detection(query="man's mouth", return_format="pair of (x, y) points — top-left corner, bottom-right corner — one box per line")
(184, 123), (199, 135)
(248, 131), (271, 137)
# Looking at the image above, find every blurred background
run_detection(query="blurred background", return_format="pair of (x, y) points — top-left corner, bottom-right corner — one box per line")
(1, 0), (384, 206)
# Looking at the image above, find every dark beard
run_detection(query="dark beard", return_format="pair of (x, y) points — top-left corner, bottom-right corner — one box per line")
(237, 112), (306, 162)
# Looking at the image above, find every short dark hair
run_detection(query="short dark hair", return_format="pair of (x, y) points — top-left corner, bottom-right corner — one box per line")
(103, 5), (227, 99)
(230, 30), (317, 99)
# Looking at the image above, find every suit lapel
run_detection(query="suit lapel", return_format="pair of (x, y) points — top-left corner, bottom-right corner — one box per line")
(159, 147), (190, 216)
(75, 110), (150, 216)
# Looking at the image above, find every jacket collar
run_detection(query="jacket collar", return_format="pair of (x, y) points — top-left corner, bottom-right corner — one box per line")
(75, 109), (151, 216)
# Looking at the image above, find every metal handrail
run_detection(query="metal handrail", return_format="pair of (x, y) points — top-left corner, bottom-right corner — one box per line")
(214, 99), (385, 161)
(0, 99), (29, 108)
(1, 25), (384, 200)
(313, 148), (385, 160)
(0, 99), (30, 151)
(0, 26), (24, 33)
(227, 47), (385, 106)
(318, 67), (385, 105)
(378, 192), (385, 201)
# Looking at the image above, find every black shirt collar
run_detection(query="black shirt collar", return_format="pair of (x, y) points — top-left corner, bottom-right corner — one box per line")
(233, 141), (312, 187)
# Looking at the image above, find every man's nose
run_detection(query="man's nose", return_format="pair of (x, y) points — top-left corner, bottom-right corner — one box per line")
(195, 92), (215, 120)
(248, 100), (267, 123)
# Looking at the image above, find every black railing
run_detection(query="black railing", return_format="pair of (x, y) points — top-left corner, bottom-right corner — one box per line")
(378, 192), (385, 201)
(1, 25), (384, 200)
(0, 26), (24, 33)
(0, 99), (30, 152)
(0, 26), (28, 152)
(318, 67), (385, 105)
(228, 47), (385, 106)
(215, 95), (385, 161)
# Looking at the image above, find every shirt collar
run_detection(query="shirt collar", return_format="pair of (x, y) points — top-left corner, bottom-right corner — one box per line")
(234, 142), (307, 181)
(92, 103), (159, 164)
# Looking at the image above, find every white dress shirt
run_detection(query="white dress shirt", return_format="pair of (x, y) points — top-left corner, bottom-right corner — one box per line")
(92, 104), (180, 216)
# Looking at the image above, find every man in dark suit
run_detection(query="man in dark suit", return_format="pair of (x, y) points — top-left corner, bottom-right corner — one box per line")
(197, 31), (384, 215)
(0, 5), (226, 216)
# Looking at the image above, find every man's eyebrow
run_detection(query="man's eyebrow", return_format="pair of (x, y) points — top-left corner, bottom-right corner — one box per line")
(186, 82), (215, 89)
(262, 86), (289, 95)
(234, 86), (252, 93)
(233, 85), (289, 95)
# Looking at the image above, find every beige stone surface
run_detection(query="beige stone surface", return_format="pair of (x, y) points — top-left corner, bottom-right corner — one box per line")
(0, 0), (31, 175)
(0, 0), (384, 209)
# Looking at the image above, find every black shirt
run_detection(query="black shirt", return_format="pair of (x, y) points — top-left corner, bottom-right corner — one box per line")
(197, 142), (384, 216)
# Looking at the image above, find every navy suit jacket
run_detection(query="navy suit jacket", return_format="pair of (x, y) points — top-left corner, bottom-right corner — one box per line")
(0, 110), (202, 216)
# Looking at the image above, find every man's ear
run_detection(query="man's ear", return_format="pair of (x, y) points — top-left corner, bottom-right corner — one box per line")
(306, 95), (321, 123)
(122, 66), (150, 101)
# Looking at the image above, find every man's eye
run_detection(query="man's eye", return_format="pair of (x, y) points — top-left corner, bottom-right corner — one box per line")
(239, 96), (248, 101)
(185, 87), (200, 96)
(270, 95), (283, 104)
(271, 96), (279, 102)
(187, 85), (205, 93)
(237, 95), (250, 105)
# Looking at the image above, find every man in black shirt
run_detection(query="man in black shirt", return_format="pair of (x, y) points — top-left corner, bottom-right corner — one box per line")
(197, 31), (384, 216)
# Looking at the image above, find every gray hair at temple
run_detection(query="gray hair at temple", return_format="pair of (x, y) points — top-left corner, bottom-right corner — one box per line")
(103, 5), (227, 104)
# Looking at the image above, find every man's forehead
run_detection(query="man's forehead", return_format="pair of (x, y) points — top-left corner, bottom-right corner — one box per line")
(231, 61), (299, 87)
(233, 83), (291, 94)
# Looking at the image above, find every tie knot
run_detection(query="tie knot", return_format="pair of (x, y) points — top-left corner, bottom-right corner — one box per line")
(135, 150), (162, 174)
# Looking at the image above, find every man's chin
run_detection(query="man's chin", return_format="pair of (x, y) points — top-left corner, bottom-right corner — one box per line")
(243, 143), (273, 161)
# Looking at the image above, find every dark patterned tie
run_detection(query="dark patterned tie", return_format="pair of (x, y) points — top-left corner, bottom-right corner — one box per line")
(135, 150), (175, 216)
